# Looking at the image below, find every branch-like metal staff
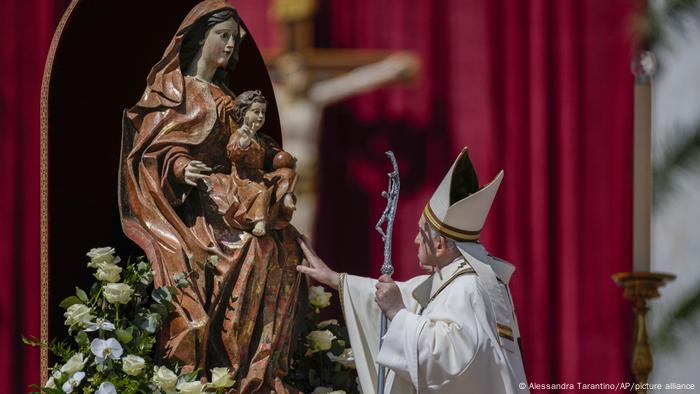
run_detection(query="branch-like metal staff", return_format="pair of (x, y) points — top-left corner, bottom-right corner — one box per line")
(374, 151), (400, 394)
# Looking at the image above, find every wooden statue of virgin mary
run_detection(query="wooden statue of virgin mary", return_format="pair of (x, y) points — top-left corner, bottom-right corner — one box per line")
(118, 1), (305, 392)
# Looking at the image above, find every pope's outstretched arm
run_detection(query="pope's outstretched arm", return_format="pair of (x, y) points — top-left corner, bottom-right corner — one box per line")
(296, 236), (485, 394)
(296, 236), (412, 393)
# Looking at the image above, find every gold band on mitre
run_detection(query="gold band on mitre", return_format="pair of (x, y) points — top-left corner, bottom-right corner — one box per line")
(423, 204), (481, 242)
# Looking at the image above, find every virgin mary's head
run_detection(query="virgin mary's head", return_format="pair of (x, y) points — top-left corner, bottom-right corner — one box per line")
(180, 8), (242, 82)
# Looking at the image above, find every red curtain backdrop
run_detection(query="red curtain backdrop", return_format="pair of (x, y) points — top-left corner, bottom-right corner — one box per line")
(0, 0), (66, 391)
(2, 0), (632, 392)
(244, 0), (635, 390)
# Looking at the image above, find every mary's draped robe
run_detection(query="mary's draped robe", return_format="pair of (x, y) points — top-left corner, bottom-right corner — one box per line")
(119, 2), (304, 392)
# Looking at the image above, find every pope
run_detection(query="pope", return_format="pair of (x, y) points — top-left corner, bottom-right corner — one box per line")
(296, 148), (529, 393)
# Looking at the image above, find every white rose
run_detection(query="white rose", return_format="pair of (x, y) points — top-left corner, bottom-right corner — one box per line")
(209, 367), (235, 388)
(94, 261), (122, 283)
(307, 330), (336, 353)
(60, 353), (86, 375)
(317, 319), (338, 328)
(121, 354), (146, 376)
(153, 366), (178, 390)
(64, 304), (94, 327)
(308, 286), (332, 309)
(87, 247), (116, 267)
(44, 377), (57, 389)
(311, 388), (333, 394)
(329, 391), (347, 394)
(178, 381), (205, 394)
(103, 283), (134, 304)
(327, 348), (355, 368)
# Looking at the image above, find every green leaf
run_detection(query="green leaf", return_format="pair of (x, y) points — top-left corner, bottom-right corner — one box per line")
(89, 281), (100, 298)
(151, 287), (172, 304)
(149, 303), (169, 319)
(166, 286), (178, 297)
(22, 335), (43, 347)
(28, 385), (63, 394)
(331, 369), (351, 387)
(330, 341), (344, 356)
(173, 272), (189, 288)
(181, 368), (201, 382)
(135, 313), (161, 334)
(75, 287), (88, 303)
(58, 296), (82, 309)
(115, 327), (134, 344)
(653, 126), (700, 206)
(75, 331), (89, 348)
(308, 369), (320, 387)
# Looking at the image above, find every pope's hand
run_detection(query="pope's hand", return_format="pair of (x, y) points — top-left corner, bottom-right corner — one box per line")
(375, 275), (406, 320)
(296, 235), (340, 290)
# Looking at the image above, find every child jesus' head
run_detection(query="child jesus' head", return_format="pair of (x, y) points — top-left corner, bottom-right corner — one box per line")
(233, 90), (267, 134)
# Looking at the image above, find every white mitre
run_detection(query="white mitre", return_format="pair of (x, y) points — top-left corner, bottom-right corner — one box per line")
(423, 148), (518, 351)
(423, 148), (503, 242)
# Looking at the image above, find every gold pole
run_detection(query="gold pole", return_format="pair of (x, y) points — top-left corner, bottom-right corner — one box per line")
(612, 272), (675, 393)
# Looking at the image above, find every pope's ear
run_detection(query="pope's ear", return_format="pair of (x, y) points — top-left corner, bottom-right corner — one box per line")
(434, 235), (448, 256)
(240, 27), (247, 40)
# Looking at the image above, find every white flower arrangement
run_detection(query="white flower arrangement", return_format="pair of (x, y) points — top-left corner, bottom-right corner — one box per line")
(28, 247), (358, 393)
(26, 247), (238, 394)
(287, 285), (359, 393)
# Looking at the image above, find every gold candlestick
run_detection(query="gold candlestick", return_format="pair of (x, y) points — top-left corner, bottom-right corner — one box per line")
(612, 272), (675, 393)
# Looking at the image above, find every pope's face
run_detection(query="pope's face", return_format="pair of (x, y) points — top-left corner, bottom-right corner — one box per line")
(415, 216), (439, 272)
(201, 18), (238, 69)
(244, 102), (266, 133)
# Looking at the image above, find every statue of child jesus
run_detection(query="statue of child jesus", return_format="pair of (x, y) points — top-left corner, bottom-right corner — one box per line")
(207, 90), (298, 236)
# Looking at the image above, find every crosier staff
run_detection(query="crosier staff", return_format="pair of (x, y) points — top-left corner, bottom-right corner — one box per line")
(374, 151), (400, 394)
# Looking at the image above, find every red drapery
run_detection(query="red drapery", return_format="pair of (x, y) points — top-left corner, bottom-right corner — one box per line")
(0, 0), (63, 392)
(245, 0), (635, 390)
(2, 0), (633, 392)
(317, 0), (635, 389)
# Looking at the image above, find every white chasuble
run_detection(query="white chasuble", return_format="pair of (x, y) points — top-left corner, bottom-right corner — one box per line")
(340, 257), (529, 394)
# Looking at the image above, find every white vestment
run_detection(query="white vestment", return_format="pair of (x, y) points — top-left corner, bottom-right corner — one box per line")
(340, 252), (529, 393)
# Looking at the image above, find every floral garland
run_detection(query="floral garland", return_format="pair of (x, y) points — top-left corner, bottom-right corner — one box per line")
(28, 248), (358, 394)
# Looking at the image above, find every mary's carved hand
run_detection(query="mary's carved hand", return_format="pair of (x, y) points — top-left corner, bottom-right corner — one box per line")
(183, 160), (212, 186)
